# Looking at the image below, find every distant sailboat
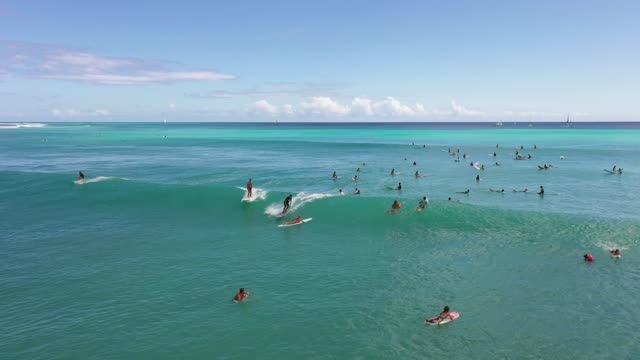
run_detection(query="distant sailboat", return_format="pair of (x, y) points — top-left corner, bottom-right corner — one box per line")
(563, 114), (572, 128)
(494, 121), (503, 127)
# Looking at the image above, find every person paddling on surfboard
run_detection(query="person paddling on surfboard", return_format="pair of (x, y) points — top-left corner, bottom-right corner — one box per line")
(388, 200), (402, 214)
(610, 249), (621, 257)
(354, 188), (361, 195)
(283, 194), (293, 213)
(425, 305), (453, 325)
(332, 171), (338, 180)
(417, 196), (429, 211)
(285, 216), (303, 225)
(78, 171), (85, 181)
(456, 189), (470, 194)
(233, 288), (250, 302)
(390, 168), (396, 176)
(246, 178), (253, 198)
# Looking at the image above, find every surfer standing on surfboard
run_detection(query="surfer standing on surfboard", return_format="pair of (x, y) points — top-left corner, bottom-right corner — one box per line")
(246, 178), (253, 198)
(283, 194), (293, 213)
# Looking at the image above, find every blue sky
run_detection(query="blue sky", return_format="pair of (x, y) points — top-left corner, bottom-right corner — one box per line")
(0, 0), (638, 122)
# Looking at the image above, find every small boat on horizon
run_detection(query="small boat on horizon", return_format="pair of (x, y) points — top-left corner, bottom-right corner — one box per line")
(494, 121), (503, 127)
(564, 114), (572, 128)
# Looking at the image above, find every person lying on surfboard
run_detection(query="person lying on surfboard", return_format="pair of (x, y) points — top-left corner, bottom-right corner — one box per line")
(610, 249), (621, 257)
(285, 216), (303, 225)
(425, 306), (453, 325)
(456, 189), (470, 194)
(512, 188), (529, 192)
(354, 188), (361, 195)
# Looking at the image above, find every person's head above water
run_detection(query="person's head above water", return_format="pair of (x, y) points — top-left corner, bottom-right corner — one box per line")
(584, 254), (594, 261)
(443, 305), (450, 312)
(423, 196), (427, 200)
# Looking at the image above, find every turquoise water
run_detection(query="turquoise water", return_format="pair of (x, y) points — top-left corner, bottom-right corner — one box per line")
(2, 122), (640, 359)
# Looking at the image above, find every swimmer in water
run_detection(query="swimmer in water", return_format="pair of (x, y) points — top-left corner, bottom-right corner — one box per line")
(396, 182), (402, 190)
(610, 249), (621, 257)
(353, 175), (359, 181)
(332, 171), (337, 180)
(356, 167), (361, 173)
(495, 162), (501, 166)
(415, 171), (420, 178)
(476, 175), (480, 182)
(390, 168), (396, 176)
(448, 197), (461, 203)
(78, 171), (85, 180)
(233, 288), (250, 302)
(339, 189), (344, 196)
(512, 188), (529, 193)
(490, 189), (505, 193)
(354, 188), (361, 195)
(413, 161), (417, 166)
(537, 186), (544, 195)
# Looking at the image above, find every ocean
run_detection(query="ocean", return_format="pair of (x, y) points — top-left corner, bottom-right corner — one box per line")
(2, 122), (639, 359)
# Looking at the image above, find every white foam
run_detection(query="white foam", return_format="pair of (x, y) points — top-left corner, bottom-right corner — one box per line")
(264, 192), (334, 217)
(74, 176), (127, 185)
(595, 241), (628, 252)
(237, 187), (267, 202)
(0, 123), (47, 129)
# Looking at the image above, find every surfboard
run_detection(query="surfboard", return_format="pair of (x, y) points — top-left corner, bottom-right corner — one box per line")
(332, 176), (342, 180)
(384, 185), (399, 190)
(603, 169), (616, 174)
(426, 312), (460, 326)
(611, 254), (622, 258)
(278, 218), (312, 227)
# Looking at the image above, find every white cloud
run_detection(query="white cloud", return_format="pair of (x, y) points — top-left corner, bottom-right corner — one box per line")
(300, 96), (350, 116)
(251, 100), (279, 115)
(51, 108), (111, 118)
(351, 97), (373, 116)
(246, 96), (585, 121)
(281, 104), (295, 115)
(450, 100), (486, 117)
(373, 96), (425, 117)
(0, 42), (236, 85)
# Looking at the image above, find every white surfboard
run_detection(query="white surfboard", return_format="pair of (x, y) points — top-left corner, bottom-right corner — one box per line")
(278, 218), (312, 227)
